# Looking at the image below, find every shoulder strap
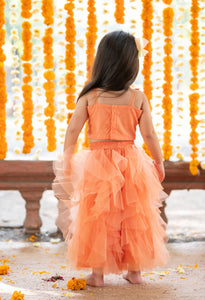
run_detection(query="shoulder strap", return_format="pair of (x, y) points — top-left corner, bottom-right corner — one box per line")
(129, 89), (136, 106)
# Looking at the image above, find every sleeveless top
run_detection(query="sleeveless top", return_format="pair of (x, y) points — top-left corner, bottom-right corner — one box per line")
(87, 89), (143, 140)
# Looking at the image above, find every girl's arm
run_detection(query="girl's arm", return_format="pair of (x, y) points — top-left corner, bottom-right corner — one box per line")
(64, 95), (88, 154)
(138, 92), (165, 181)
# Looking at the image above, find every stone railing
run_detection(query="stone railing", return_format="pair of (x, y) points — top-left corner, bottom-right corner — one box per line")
(0, 160), (205, 233)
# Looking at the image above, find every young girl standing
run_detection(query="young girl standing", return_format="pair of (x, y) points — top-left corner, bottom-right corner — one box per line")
(53, 31), (169, 287)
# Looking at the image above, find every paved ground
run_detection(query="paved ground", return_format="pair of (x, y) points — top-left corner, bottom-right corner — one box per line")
(0, 241), (205, 300)
(0, 189), (205, 299)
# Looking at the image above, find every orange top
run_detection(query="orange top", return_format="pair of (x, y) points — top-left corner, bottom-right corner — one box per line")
(87, 89), (142, 140)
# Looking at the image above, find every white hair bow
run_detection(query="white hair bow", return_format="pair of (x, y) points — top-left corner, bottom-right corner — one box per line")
(135, 38), (149, 58)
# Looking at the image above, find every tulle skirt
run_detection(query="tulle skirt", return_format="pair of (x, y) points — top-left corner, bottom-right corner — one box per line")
(53, 141), (169, 274)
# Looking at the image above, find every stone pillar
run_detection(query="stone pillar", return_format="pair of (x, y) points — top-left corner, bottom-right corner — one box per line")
(20, 189), (44, 234)
(160, 189), (172, 224)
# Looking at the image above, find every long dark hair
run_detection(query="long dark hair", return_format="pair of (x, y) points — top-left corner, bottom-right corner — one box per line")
(77, 31), (139, 100)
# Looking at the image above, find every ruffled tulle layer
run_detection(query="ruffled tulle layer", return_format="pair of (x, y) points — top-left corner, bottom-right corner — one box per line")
(53, 141), (169, 274)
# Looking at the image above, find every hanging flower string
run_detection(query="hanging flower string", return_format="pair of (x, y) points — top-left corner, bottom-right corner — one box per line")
(0, 0), (7, 159)
(83, 0), (97, 148)
(162, 3), (174, 160)
(21, 0), (34, 154)
(86, 0), (97, 79)
(64, 0), (76, 120)
(189, 0), (200, 175)
(114, 0), (125, 24)
(141, 0), (153, 105)
(42, 0), (56, 152)
(141, 0), (154, 156)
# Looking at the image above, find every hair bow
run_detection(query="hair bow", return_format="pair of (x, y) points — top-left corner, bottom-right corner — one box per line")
(135, 38), (149, 58)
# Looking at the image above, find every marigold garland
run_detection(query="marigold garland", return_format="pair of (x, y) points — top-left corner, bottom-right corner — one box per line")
(83, 0), (97, 148)
(141, 0), (153, 105)
(42, 1), (56, 152)
(163, 0), (172, 4)
(189, 0), (200, 175)
(141, 0), (154, 156)
(162, 5), (174, 161)
(21, 0), (34, 154)
(41, 0), (54, 26)
(64, 0), (76, 120)
(21, 0), (32, 19)
(86, 0), (97, 79)
(0, 0), (7, 159)
(114, 0), (125, 24)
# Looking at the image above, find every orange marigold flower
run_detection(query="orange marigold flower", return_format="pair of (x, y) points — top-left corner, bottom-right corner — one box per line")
(189, 0), (200, 175)
(43, 70), (55, 81)
(0, 264), (9, 275)
(67, 277), (86, 290)
(114, 0), (125, 24)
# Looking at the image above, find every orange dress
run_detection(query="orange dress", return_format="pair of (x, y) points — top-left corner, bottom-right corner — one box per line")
(53, 89), (169, 274)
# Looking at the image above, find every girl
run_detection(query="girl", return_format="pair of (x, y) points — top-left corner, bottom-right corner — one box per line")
(53, 30), (169, 287)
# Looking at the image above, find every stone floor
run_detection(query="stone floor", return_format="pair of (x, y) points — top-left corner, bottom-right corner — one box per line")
(0, 241), (205, 300)
(0, 189), (205, 299)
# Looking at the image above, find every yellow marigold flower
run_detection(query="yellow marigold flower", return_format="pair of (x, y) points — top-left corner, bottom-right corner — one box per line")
(67, 277), (86, 290)
(175, 61), (184, 67)
(10, 18), (17, 24)
(176, 152), (184, 161)
(10, 34), (19, 40)
(10, 290), (24, 300)
(32, 8), (40, 14)
(14, 147), (21, 154)
(179, 7), (186, 12)
(10, 3), (17, 9)
(12, 78), (20, 84)
(33, 18), (41, 22)
(76, 39), (84, 48)
(0, 264), (10, 275)
(58, 41), (65, 46)
(33, 28), (41, 38)
(11, 29), (18, 35)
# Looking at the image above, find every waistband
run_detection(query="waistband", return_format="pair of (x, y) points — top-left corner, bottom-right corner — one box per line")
(89, 140), (134, 150)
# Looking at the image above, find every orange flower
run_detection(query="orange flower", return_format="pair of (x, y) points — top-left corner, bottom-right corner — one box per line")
(21, 0), (32, 19)
(83, 0), (97, 148)
(67, 277), (86, 290)
(0, 264), (9, 275)
(163, 0), (172, 4)
(41, 0), (54, 25)
(21, 2), (34, 154)
(141, 0), (154, 156)
(141, 0), (153, 106)
(162, 5), (174, 160)
(189, 0), (200, 175)
(42, 3), (56, 152)
(43, 70), (55, 81)
(10, 290), (25, 300)
(86, 0), (97, 79)
(64, 0), (76, 123)
(114, 0), (125, 24)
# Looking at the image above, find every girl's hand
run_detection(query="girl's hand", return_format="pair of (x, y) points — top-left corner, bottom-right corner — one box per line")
(154, 161), (165, 182)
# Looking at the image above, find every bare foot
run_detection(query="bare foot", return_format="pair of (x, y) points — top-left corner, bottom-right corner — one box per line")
(123, 271), (143, 284)
(85, 273), (104, 287)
